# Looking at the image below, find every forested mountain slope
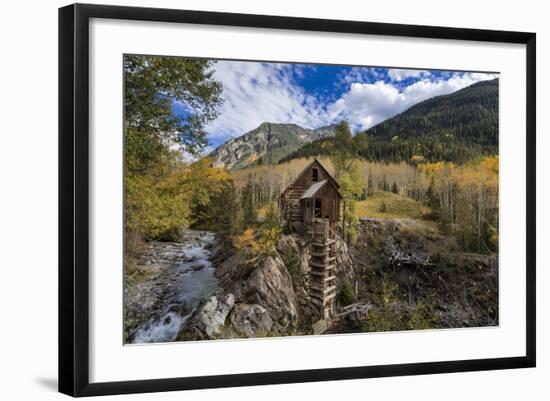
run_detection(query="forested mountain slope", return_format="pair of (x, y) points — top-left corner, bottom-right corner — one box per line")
(280, 78), (499, 164)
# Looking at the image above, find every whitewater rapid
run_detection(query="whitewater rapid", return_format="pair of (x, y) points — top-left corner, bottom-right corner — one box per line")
(131, 231), (218, 344)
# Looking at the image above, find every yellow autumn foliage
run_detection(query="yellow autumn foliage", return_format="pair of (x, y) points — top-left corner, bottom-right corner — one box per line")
(125, 156), (233, 243)
(233, 228), (260, 253)
(417, 156), (499, 251)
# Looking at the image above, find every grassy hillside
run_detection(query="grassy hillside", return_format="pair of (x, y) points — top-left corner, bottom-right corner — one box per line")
(354, 191), (429, 219)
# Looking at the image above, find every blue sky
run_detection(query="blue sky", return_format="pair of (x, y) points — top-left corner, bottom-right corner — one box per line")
(174, 61), (497, 151)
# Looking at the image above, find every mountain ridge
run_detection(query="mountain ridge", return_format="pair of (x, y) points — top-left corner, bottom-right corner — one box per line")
(279, 78), (499, 164)
(210, 122), (336, 169)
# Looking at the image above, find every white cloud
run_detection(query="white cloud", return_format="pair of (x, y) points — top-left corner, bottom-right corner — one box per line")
(388, 69), (431, 81)
(204, 61), (498, 144)
(327, 72), (498, 131)
(181, 145), (214, 163)
(205, 61), (328, 144)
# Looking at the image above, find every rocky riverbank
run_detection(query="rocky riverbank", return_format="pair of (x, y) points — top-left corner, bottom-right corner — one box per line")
(125, 218), (498, 343)
(175, 232), (355, 340)
(124, 230), (219, 343)
(125, 229), (355, 343)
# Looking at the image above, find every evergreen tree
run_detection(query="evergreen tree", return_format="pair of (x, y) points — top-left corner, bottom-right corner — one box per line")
(360, 186), (368, 201)
(279, 79), (498, 166)
(338, 279), (355, 306)
(208, 181), (240, 242)
(263, 202), (280, 229)
(425, 176), (439, 215)
(189, 186), (211, 228)
(391, 181), (399, 194)
(258, 202), (283, 254)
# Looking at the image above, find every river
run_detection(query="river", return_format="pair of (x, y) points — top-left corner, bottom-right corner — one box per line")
(131, 231), (219, 344)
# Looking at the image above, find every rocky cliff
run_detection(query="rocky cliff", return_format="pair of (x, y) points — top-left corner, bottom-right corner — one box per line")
(210, 122), (335, 169)
(176, 232), (355, 340)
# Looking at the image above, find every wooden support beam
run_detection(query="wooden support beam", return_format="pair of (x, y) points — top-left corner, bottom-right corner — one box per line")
(309, 260), (335, 269)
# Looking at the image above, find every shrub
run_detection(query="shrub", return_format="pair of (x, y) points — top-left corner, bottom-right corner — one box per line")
(258, 202), (283, 254)
(259, 226), (282, 254)
(407, 303), (440, 330)
(362, 279), (440, 333)
(362, 307), (401, 332)
(338, 279), (355, 306)
(285, 250), (299, 276)
(233, 228), (259, 253)
(345, 225), (358, 246)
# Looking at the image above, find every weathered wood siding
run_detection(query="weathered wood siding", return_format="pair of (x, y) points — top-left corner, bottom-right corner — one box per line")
(300, 184), (340, 224)
(291, 160), (334, 190)
(281, 159), (341, 226)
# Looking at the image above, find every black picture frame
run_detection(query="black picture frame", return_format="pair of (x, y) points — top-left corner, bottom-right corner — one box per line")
(58, 3), (536, 397)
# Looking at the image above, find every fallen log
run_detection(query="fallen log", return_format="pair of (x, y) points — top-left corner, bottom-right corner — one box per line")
(337, 302), (374, 318)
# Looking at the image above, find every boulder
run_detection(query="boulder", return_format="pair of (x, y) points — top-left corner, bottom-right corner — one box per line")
(189, 263), (204, 271)
(228, 304), (274, 337)
(186, 293), (235, 339)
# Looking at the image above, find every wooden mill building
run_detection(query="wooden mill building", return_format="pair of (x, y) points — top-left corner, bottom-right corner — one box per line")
(279, 159), (342, 320)
(280, 159), (342, 227)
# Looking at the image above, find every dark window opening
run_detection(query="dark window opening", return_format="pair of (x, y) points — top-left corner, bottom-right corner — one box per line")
(314, 198), (322, 218)
(312, 168), (319, 182)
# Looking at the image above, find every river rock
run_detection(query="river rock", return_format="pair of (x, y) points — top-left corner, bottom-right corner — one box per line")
(190, 263), (204, 271)
(186, 293), (235, 339)
(228, 303), (274, 337)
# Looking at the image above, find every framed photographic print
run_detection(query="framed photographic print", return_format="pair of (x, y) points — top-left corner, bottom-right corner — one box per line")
(58, 3), (536, 397)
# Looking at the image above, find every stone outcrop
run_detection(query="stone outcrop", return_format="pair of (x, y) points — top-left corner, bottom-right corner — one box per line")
(173, 231), (356, 340)
(276, 234), (319, 321)
(242, 255), (299, 325)
(228, 304), (274, 337)
(332, 235), (355, 286)
(276, 234), (310, 275)
(210, 122), (335, 169)
(182, 293), (235, 340)
(215, 250), (300, 334)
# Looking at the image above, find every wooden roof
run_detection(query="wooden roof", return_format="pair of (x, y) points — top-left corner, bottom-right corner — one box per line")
(284, 158), (341, 193)
(300, 180), (329, 199)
